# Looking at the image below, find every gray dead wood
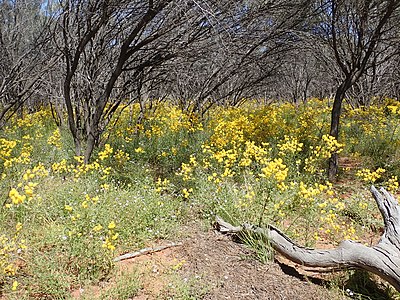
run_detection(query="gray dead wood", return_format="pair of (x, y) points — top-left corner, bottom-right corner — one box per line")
(114, 242), (182, 262)
(215, 186), (400, 292)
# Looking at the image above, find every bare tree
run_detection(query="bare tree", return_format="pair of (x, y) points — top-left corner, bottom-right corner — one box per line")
(167, 0), (314, 114)
(310, 0), (400, 180)
(0, 0), (56, 124)
(58, 0), (210, 161)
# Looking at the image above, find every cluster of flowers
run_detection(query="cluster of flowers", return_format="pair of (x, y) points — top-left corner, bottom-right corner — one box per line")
(6, 163), (48, 208)
(0, 223), (26, 292)
(114, 103), (203, 143)
(64, 194), (119, 251)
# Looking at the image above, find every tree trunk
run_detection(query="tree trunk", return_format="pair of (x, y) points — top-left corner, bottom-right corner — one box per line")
(215, 186), (400, 292)
(83, 133), (96, 164)
(328, 91), (343, 181)
(328, 79), (351, 181)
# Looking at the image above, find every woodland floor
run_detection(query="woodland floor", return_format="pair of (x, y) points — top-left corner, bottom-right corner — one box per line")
(70, 221), (398, 300)
(168, 227), (345, 300)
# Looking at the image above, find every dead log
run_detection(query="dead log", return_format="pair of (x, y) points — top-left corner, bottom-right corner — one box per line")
(215, 186), (400, 292)
(114, 242), (182, 262)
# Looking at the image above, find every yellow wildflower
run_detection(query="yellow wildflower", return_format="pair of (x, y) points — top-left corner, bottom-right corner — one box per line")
(108, 221), (116, 230)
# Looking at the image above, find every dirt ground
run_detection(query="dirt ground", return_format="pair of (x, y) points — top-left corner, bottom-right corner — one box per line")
(72, 223), (396, 300)
(171, 228), (346, 300)
(104, 227), (348, 300)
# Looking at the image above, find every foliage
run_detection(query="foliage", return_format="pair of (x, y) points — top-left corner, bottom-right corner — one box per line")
(1, 99), (400, 297)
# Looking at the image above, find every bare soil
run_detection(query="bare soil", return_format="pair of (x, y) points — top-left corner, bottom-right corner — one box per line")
(108, 228), (347, 300)
(72, 224), (397, 300)
(171, 228), (346, 300)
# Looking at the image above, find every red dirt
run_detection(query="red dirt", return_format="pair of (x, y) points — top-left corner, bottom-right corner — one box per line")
(70, 225), (396, 300)
(173, 229), (346, 300)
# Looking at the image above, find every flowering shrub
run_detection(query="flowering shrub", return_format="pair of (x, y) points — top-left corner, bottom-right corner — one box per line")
(1, 98), (400, 296)
(0, 223), (26, 292)
(356, 168), (386, 183)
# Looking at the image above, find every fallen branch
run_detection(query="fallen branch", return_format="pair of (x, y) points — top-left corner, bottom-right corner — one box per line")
(114, 242), (182, 262)
(215, 186), (400, 292)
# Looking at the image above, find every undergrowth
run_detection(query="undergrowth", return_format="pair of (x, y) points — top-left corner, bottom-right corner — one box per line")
(1, 99), (400, 298)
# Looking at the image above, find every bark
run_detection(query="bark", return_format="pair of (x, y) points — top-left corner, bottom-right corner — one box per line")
(215, 186), (400, 292)
(114, 242), (182, 262)
(328, 80), (349, 181)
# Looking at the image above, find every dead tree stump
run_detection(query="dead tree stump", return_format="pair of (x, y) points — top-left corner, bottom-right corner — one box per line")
(215, 186), (400, 292)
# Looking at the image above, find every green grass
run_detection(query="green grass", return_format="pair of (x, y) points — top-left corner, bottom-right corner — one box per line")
(98, 270), (142, 300)
(2, 101), (400, 298)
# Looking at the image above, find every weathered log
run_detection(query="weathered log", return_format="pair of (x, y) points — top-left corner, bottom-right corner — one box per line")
(215, 186), (400, 292)
(114, 242), (182, 262)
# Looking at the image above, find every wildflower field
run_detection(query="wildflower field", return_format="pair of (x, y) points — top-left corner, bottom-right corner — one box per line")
(1, 98), (400, 298)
